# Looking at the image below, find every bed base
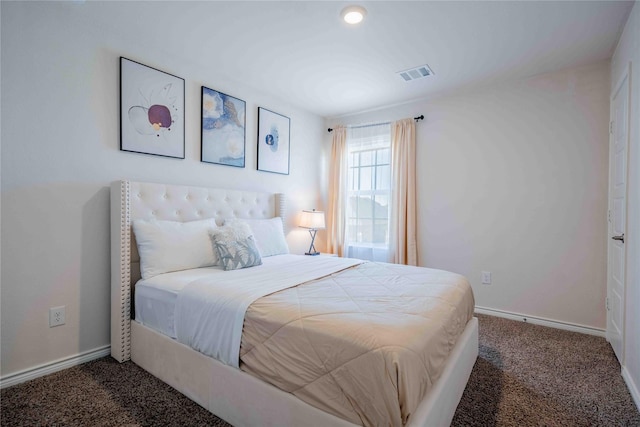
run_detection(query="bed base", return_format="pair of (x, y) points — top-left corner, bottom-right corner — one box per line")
(131, 317), (478, 427)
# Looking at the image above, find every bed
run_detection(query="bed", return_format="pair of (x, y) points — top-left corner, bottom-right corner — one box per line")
(110, 180), (478, 427)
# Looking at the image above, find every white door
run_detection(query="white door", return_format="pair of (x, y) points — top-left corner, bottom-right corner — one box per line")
(606, 64), (630, 364)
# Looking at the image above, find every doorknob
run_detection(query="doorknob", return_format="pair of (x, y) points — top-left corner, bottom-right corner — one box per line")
(612, 234), (625, 243)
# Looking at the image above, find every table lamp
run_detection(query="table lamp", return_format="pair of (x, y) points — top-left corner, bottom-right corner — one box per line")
(299, 209), (325, 255)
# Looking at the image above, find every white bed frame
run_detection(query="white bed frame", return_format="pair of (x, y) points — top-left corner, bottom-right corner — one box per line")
(111, 180), (478, 427)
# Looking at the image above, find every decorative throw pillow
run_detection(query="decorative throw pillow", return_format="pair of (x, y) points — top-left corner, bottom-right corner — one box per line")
(132, 218), (218, 280)
(209, 221), (262, 271)
(225, 217), (289, 257)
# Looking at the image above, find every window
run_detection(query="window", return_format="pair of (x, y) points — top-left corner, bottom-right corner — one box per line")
(345, 123), (391, 261)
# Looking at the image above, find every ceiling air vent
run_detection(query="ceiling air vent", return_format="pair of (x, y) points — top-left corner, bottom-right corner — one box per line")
(397, 64), (434, 82)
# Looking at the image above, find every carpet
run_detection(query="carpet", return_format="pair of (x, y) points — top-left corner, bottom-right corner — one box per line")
(2, 314), (638, 426)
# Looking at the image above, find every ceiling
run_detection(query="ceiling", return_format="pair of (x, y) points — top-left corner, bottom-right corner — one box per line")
(73, 1), (633, 118)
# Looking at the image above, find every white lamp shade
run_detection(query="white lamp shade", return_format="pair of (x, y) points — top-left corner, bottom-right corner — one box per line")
(299, 210), (326, 230)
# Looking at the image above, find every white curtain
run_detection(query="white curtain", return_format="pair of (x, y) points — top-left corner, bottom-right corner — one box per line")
(390, 118), (417, 265)
(344, 123), (392, 262)
(326, 126), (348, 256)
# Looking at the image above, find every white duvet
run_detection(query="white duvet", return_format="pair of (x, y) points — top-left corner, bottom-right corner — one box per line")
(174, 255), (362, 368)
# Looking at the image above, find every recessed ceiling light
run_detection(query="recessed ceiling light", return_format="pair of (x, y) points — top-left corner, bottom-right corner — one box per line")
(341, 5), (367, 25)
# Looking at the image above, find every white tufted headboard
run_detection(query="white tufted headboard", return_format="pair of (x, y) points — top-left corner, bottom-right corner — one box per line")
(110, 180), (285, 362)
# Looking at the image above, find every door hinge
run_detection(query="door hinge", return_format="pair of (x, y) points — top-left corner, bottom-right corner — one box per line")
(606, 297), (609, 311)
(608, 210), (611, 223)
(610, 121), (614, 134)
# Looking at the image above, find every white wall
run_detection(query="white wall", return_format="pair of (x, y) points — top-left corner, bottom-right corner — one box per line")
(0, 2), (325, 377)
(611, 0), (640, 409)
(327, 61), (611, 330)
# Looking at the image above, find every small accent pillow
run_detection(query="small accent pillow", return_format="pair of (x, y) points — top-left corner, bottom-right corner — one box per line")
(226, 217), (289, 257)
(132, 218), (218, 280)
(209, 221), (262, 271)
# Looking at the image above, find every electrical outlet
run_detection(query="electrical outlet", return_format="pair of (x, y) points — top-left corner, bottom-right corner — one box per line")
(481, 271), (492, 285)
(49, 306), (66, 327)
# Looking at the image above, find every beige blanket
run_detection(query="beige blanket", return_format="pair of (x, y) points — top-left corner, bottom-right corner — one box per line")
(239, 261), (475, 426)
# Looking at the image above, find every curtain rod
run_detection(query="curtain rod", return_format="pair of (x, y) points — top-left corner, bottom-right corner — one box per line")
(327, 114), (424, 133)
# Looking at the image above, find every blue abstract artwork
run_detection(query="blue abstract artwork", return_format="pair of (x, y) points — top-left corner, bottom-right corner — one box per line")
(201, 87), (246, 167)
(257, 107), (290, 175)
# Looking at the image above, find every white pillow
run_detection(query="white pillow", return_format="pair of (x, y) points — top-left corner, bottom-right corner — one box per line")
(132, 218), (218, 280)
(226, 217), (289, 257)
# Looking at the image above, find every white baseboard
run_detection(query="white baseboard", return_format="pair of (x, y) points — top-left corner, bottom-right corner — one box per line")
(0, 345), (111, 389)
(475, 306), (606, 337)
(622, 366), (640, 412)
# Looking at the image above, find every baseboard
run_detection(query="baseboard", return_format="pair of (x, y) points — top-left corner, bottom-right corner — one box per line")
(475, 306), (606, 337)
(0, 345), (111, 389)
(622, 366), (640, 412)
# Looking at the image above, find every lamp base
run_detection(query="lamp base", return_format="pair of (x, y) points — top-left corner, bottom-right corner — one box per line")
(305, 229), (320, 256)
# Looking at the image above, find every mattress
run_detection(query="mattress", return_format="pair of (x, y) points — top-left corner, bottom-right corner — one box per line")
(135, 266), (225, 337)
(134, 255), (474, 426)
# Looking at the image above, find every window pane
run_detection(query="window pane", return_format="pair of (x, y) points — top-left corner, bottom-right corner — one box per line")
(377, 148), (390, 165)
(372, 219), (388, 244)
(358, 217), (371, 243)
(346, 217), (356, 242)
(349, 217), (361, 243)
(349, 167), (358, 191)
(360, 167), (372, 191)
(347, 196), (359, 217)
(349, 152), (358, 167)
(374, 195), (389, 220)
(354, 195), (373, 219)
(376, 165), (390, 190)
(360, 151), (374, 166)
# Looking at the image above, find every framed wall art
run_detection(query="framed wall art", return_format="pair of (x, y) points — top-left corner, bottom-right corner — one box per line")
(257, 107), (290, 175)
(120, 57), (185, 159)
(201, 86), (246, 167)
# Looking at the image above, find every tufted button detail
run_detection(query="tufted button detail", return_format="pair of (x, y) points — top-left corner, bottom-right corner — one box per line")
(151, 210), (157, 216)
(175, 210), (181, 216)
(196, 210), (203, 216)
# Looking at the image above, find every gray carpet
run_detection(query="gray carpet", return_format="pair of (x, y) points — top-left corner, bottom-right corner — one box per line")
(2, 315), (639, 426)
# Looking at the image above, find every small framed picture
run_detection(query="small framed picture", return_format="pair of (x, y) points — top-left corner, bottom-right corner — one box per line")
(120, 57), (185, 159)
(257, 107), (290, 175)
(201, 86), (246, 167)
